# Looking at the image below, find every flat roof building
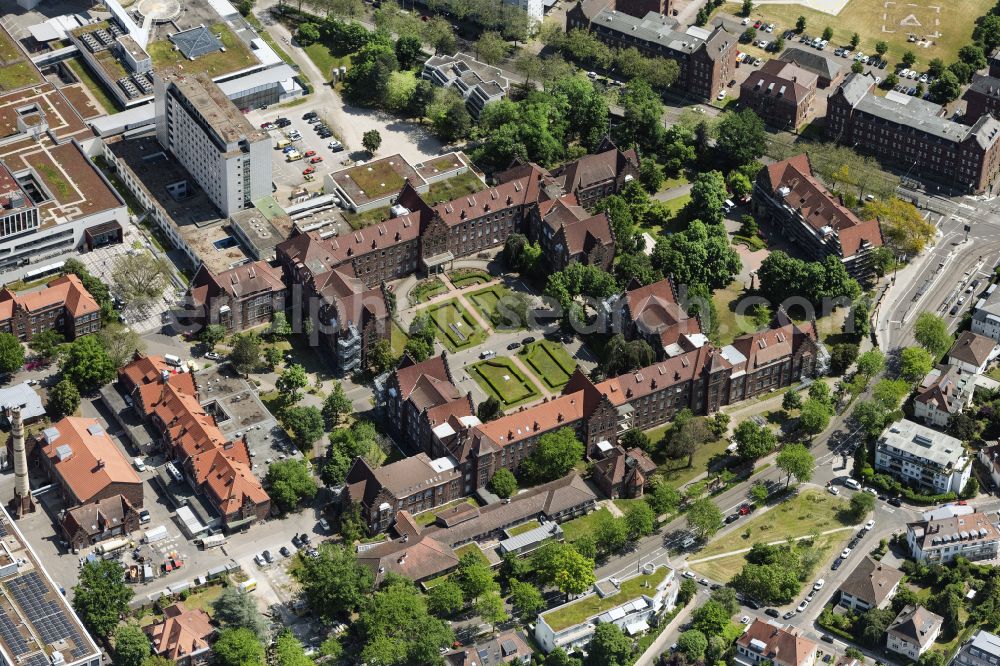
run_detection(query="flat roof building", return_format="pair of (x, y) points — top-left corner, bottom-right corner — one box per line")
(422, 53), (511, 119)
(875, 419), (971, 495)
(951, 630), (1000, 666)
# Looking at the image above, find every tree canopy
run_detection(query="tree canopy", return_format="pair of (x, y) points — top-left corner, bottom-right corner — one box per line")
(357, 577), (454, 665)
(72, 560), (133, 638)
(296, 543), (374, 621)
(520, 427), (584, 484)
(265, 459), (319, 513)
(62, 335), (116, 392)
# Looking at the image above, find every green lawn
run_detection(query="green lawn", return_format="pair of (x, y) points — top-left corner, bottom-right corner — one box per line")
(391, 320), (409, 356)
(470, 357), (541, 408)
(695, 490), (852, 561)
(724, 0), (993, 67)
(454, 542), (489, 562)
(649, 427), (733, 489)
(541, 567), (669, 631)
(466, 285), (503, 325)
(425, 169), (487, 205)
(519, 340), (577, 390)
(147, 24), (257, 78)
(560, 508), (612, 543)
(65, 58), (118, 114)
(691, 532), (842, 583)
(423, 299), (488, 352)
(0, 62), (40, 91)
(303, 42), (354, 80)
(413, 497), (478, 526)
(448, 268), (493, 289)
(712, 281), (757, 346)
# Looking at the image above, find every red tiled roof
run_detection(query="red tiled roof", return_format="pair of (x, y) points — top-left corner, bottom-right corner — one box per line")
(40, 417), (140, 504)
(737, 620), (818, 666)
(146, 602), (214, 661)
(0, 273), (99, 321)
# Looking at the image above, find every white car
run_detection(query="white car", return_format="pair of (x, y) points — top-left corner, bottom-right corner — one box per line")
(717, 90), (727, 100)
(741, 17), (750, 25)
(741, 615), (751, 624)
(813, 579), (825, 591)
(757, 40), (769, 49)
(841, 547), (852, 559)
(683, 570), (696, 579)
(796, 600), (809, 613)
(765, 23), (774, 33)
(827, 485), (840, 495)
(920, 73), (929, 83)
(900, 68), (910, 78)
(587, 71), (598, 79)
(865, 519), (876, 530)
(844, 478), (861, 491)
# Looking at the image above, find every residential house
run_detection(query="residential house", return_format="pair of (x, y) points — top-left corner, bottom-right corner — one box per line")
(740, 60), (818, 130)
(978, 443), (1000, 490)
(31, 417), (143, 510)
(887, 605), (943, 660)
(778, 47), (844, 88)
(735, 620), (818, 666)
(445, 629), (534, 665)
(906, 507), (1000, 563)
(874, 419), (971, 495)
(827, 73), (1000, 194)
(592, 445), (657, 499)
(914, 365), (977, 428)
(951, 630), (1000, 666)
(566, 3), (737, 101)
(186, 260), (286, 333)
(61, 494), (141, 551)
(145, 601), (215, 666)
(837, 556), (903, 611)
(948, 331), (998, 374)
(384, 353), (473, 453)
(551, 141), (640, 209)
(343, 453), (463, 534)
(534, 566), (677, 653)
(0, 273), (101, 341)
(753, 154), (884, 281)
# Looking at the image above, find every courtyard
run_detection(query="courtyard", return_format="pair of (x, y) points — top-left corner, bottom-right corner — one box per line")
(422, 298), (489, 352)
(469, 357), (543, 409)
(518, 340), (577, 391)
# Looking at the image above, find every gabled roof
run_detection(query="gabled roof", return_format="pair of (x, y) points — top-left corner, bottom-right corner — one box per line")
(779, 46), (843, 80)
(731, 320), (816, 370)
(838, 556), (903, 607)
(394, 354), (453, 401)
(120, 353), (172, 390)
(145, 602), (215, 661)
(737, 620), (818, 666)
(63, 494), (136, 538)
(560, 212), (614, 257)
(357, 532), (459, 583)
(554, 145), (637, 193)
(189, 260), (285, 305)
(345, 453), (461, 507)
(593, 446), (657, 488)
(432, 175), (539, 227)
(39, 417), (141, 504)
(888, 605), (943, 648)
(742, 59), (818, 107)
(0, 273), (99, 321)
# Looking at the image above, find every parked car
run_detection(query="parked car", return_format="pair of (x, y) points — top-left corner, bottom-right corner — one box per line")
(783, 611), (796, 619)
(682, 570), (696, 579)
(139, 509), (151, 524)
(522, 336), (536, 344)
(292, 535), (303, 548)
(821, 635), (834, 644)
(865, 519), (876, 530)
(310, 156), (324, 164)
(507, 342), (521, 350)
(831, 557), (843, 570)
(262, 550), (274, 564)
(738, 503), (752, 515)
(280, 546), (292, 557)
(889, 496), (903, 507)
(319, 518), (331, 532)
(765, 608), (780, 618)
(328, 140), (344, 151)
(726, 513), (739, 524)
(827, 486), (840, 495)
(813, 579), (825, 591)
(840, 547), (852, 559)
(204, 351), (222, 361)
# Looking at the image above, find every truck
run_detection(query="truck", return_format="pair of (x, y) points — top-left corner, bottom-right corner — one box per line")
(238, 578), (257, 592)
(96, 538), (129, 556)
(196, 534), (227, 550)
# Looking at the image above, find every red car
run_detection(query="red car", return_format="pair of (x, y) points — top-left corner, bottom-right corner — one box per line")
(302, 167), (315, 175)
(738, 503), (752, 516)
(753, 20), (762, 28)
(303, 150), (316, 157)
(310, 156), (323, 164)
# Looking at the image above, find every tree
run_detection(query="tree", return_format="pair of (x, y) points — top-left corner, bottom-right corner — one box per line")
(531, 542), (596, 596)
(962, 476), (980, 500)
(777, 443), (813, 488)
(849, 491), (875, 521)
(475, 591), (509, 631)
(822, 26), (833, 40)
(741, 0), (753, 14)
(200, 324), (226, 349)
(783, 390), (802, 411)
(510, 578), (545, 620)
(72, 560), (133, 638)
(851, 61), (864, 74)
(369, 339), (396, 372)
(455, 551), (498, 602)
(757, 251), (860, 308)
(277, 363), (308, 401)
(686, 170), (729, 225)
(475, 31), (509, 64)
(731, 561), (800, 605)
(742, 27), (757, 43)
(850, 32), (860, 48)
(477, 395), (503, 422)
(651, 220), (741, 290)
(394, 34), (422, 69)
(902, 50), (916, 67)
(520, 427), (584, 483)
(678, 577), (698, 605)
(799, 398), (831, 437)
(830, 343), (859, 376)
(264, 346), (282, 370)
(97, 323), (143, 369)
(795, 15), (806, 32)
(862, 198), (935, 257)
(322, 382), (352, 428)
(875, 40), (888, 56)
(265, 459), (318, 513)
(586, 623), (631, 666)
(362, 129), (382, 155)
(212, 586), (269, 636)
(48, 378), (81, 418)
(710, 412), (730, 438)
(750, 480), (769, 505)
(112, 253), (172, 308)
(427, 580), (464, 617)
(639, 159), (665, 194)
(62, 335), (115, 392)
(285, 405), (324, 451)
(914, 313), (953, 359)
(930, 70), (962, 103)
(900, 346), (933, 383)
(734, 420), (777, 460)
(230, 332), (262, 376)
(687, 498), (723, 539)
(113, 624), (150, 666)
(624, 501), (656, 539)
(715, 109), (767, 166)
(214, 628), (265, 666)
(488, 468), (517, 499)
(297, 21), (320, 45)
(646, 480), (681, 516)
(29, 329), (64, 361)
(595, 510), (630, 554)
(357, 577), (453, 665)
(296, 543), (374, 621)
(920, 652), (947, 666)
(856, 348), (886, 378)
(692, 600), (731, 635)
(0, 332), (23, 374)
(274, 630), (316, 666)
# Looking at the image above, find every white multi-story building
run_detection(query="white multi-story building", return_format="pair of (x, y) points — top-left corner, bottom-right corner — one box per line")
(874, 419), (971, 494)
(154, 70), (271, 218)
(534, 566), (676, 653)
(906, 506), (1000, 563)
(503, 0), (544, 25)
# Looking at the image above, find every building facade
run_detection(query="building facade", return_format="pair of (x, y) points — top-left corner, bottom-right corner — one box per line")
(951, 630), (1000, 666)
(875, 419), (971, 495)
(837, 556), (902, 612)
(187, 261), (286, 333)
(735, 620), (818, 666)
(422, 53), (511, 118)
(887, 606), (943, 660)
(0, 274), (101, 342)
(384, 354), (473, 453)
(827, 73), (1000, 194)
(154, 70), (271, 217)
(740, 60), (818, 130)
(906, 508), (1000, 563)
(914, 365), (976, 428)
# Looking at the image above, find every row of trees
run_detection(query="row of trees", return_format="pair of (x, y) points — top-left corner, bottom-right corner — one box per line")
(540, 27), (681, 92)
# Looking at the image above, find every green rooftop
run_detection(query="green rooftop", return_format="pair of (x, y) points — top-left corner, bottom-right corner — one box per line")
(253, 196), (285, 221)
(541, 567), (670, 632)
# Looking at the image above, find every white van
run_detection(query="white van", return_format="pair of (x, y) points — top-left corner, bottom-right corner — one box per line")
(844, 478), (862, 491)
(724, 198), (736, 212)
(133, 457), (146, 472)
(163, 354), (182, 367)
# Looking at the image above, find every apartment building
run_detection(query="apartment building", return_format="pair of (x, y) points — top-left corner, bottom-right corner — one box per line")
(344, 453), (463, 534)
(551, 140), (640, 209)
(972, 293), (1000, 341)
(978, 443), (1000, 491)
(837, 556), (903, 612)
(951, 630), (1000, 666)
(614, 277), (706, 356)
(735, 620), (818, 666)
(753, 154), (884, 281)
(740, 60), (818, 130)
(421, 53), (511, 118)
(887, 606), (943, 660)
(964, 75), (1000, 125)
(906, 506), (1000, 563)
(154, 70), (271, 217)
(948, 331), (998, 374)
(384, 354), (474, 453)
(0, 274), (101, 341)
(186, 260), (286, 333)
(528, 194), (615, 271)
(566, 3), (736, 100)
(827, 73), (1000, 194)
(914, 365), (976, 428)
(778, 47), (845, 88)
(875, 419), (971, 494)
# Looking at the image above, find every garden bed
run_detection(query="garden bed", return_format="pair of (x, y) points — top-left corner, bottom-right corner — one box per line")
(470, 357), (541, 408)
(520, 340), (576, 390)
(423, 299), (488, 352)
(448, 268), (493, 289)
(411, 277), (447, 304)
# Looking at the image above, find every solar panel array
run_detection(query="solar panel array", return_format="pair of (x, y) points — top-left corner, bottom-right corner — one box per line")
(0, 605), (32, 657)
(6, 572), (90, 659)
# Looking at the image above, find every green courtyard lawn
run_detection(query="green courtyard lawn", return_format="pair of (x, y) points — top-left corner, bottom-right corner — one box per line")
(695, 489), (852, 561)
(466, 284), (525, 329)
(413, 498), (479, 527)
(425, 170), (487, 205)
(411, 278), (447, 304)
(423, 298), (488, 352)
(559, 507), (613, 543)
(448, 268), (493, 289)
(519, 340), (577, 391)
(723, 0), (993, 67)
(390, 320), (409, 356)
(470, 357), (542, 409)
(303, 42), (354, 80)
(692, 532), (843, 583)
(646, 420), (734, 489)
(541, 566), (670, 631)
